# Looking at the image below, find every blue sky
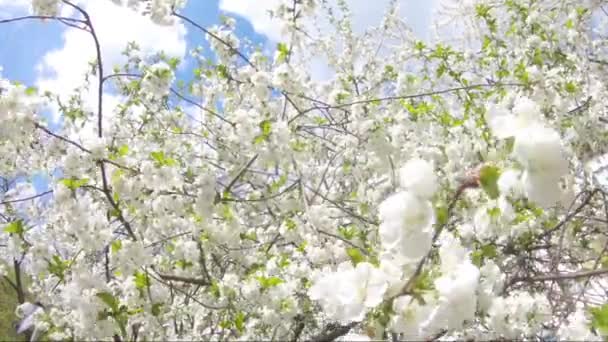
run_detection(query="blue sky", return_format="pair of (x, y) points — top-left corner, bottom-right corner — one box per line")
(0, 1), (267, 85)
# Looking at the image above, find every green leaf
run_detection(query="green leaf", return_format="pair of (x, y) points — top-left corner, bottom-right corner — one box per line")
(415, 40), (426, 51)
(217, 64), (230, 79)
(96, 292), (120, 313)
(48, 255), (70, 281)
(151, 303), (163, 317)
(277, 254), (290, 269)
(25, 86), (38, 96)
(435, 205), (448, 226)
(565, 18), (574, 29)
(338, 225), (357, 240)
(3, 220), (24, 235)
(269, 174), (287, 193)
(175, 259), (193, 270)
(487, 206), (501, 219)
(532, 48), (543, 67)
(253, 120), (272, 144)
(117, 145), (129, 157)
(296, 241), (307, 253)
(256, 276), (284, 290)
(167, 57), (180, 70)
(111, 240), (122, 253)
(346, 247), (365, 265)
(234, 311), (246, 333)
(472, 244), (498, 266)
(285, 218), (297, 231)
(239, 231), (257, 241)
(150, 151), (177, 167)
(565, 81), (577, 94)
(220, 204), (234, 222)
(60, 177), (89, 191)
(412, 270), (434, 293)
(133, 271), (150, 289)
(475, 4), (491, 18)
(479, 165), (501, 199)
(210, 280), (221, 299)
(260, 120), (272, 136)
(591, 304), (608, 335)
(277, 42), (289, 62)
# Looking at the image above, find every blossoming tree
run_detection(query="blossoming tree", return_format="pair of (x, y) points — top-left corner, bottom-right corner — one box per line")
(2, 0), (608, 340)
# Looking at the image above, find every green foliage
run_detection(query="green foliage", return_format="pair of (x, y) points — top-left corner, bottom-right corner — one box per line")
(60, 177), (89, 191)
(151, 303), (163, 317)
(25, 86), (37, 96)
(346, 247), (365, 265)
(268, 174), (287, 193)
(338, 225), (358, 240)
(216, 64), (230, 79)
(590, 304), (608, 335)
(256, 276), (284, 290)
(277, 42), (289, 62)
(96, 292), (120, 313)
(234, 311), (246, 333)
(471, 244), (498, 266)
(167, 57), (180, 70)
(48, 255), (71, 282)
(96, 291), (128, 336)
(4, 220), (24, 236)
(150, 151), (177, 167)
(175, 259), (193, 270)
(479, 165), (501, 199)
(109, 144), (129, 160)
(133, 271), (150, 290)
(253, 120), (272, 144)
(110, 240), (122, 253)
(435, 205), (449, 226)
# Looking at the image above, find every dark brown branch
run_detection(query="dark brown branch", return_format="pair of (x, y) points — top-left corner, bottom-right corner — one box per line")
(101, 72), (142, 84)
(567, 96), (592, 115)
(0, 190), (53, 206)
(13, 259), (25, 304)
(590, 58), (608, 66)
(63, 1), (138, 242)
(309, 322), (358, 342)
(35, 123), (139, 173)
(219, 154), (259, 203)
(510, 268), (608, 284)
(393, 182), (468, 299)
(0, 15), (85, 25)
(2, 275), (18, 293)
(157, 273), (210, 286)
(171, 11), (256, 69)
(62, 0), (104, 138)
(539, 189), (599, 240)
(169, 88), (235, 127)
(35, 123), (91, 154)
(319, 83), (522, 109)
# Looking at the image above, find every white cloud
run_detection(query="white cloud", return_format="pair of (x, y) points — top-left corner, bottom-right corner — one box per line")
(36, 0), (187, 123)
(0, 0), (29, 16)
(219, 0), (437, 42)
(219, 0), (437, 81)
(219, 0), (282, 42)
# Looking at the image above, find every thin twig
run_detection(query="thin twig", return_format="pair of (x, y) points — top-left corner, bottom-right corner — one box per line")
(0, 190), (53, 205)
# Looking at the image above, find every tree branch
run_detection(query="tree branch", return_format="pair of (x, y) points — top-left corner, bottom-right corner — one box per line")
(510, 268), (608, 284)
(309, 322), (358, 342)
